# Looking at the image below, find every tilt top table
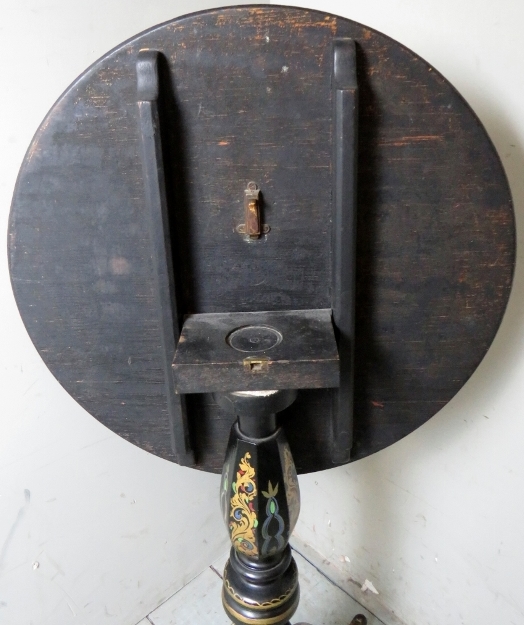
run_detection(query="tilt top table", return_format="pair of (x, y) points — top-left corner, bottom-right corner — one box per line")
(8, 6), (515, 624)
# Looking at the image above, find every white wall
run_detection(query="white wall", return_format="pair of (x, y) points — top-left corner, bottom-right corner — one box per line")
(2, 2), (524, 625)
(282, 2), (524, 625)
(0, 3), (245, 624)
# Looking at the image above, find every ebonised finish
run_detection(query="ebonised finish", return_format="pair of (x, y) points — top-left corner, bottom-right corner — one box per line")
(218, 389), (301, 625)
(8, 6), (515, 473)
(173, 309), (339, 393)
(137, 50), (194, 466)
(332, 38), (358, 463)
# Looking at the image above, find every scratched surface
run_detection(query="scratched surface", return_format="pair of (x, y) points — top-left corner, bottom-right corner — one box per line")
(8, 7), (514, 472)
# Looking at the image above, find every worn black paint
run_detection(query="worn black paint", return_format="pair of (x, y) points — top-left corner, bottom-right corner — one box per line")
(137, 50), (195, 466)
(332, 38), (358, 463)
(8, 7), (515, 473)
(173, 309), (339, 393)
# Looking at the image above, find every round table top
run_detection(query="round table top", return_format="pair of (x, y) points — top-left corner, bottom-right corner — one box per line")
(8, 6), (515, 473)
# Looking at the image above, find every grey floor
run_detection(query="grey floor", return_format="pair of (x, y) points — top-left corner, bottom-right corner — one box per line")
(137, 549), (385, 625)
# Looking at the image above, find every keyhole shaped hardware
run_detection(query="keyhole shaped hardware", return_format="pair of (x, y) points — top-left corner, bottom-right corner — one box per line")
(237, 182), (270, 239)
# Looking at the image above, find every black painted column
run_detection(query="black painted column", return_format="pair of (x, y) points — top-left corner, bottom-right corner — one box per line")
(215, 390), (301, 625)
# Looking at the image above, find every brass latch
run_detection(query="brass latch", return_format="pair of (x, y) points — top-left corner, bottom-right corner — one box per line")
(237, 182), (270, 239)
(243, 356), (270, 372)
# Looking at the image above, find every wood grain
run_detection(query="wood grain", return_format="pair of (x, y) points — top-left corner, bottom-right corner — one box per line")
(8, 7), (514, 473)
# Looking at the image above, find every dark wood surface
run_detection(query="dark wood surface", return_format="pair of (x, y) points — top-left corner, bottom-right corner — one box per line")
(173, 309), (339, 393)
(8, 6), (515, 473)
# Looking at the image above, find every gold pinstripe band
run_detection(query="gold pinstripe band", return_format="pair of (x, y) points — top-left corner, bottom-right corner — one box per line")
(223, 571), (298, 610)
(222, 592), (299, 625)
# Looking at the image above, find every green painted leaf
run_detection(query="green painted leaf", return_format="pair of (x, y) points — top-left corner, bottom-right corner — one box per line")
(270, 500), (276, 514)
(232, 482), (237, 493)
(253, 519), (258, 528)
(265, 481), (279, 497)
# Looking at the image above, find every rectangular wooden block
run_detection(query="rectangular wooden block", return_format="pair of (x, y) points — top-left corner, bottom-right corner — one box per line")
(172, 309), (339, 393)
